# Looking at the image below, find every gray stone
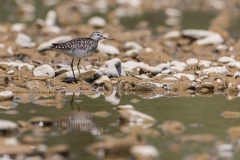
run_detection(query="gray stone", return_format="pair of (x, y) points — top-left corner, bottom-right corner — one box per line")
(33, 64), (55, 77)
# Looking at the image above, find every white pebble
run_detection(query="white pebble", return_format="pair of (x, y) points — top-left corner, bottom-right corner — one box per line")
(33, 64), (55, 77)
(218, 56), (235, 63)
(99, 58), (126, 77)
(203, 66), (228, 74)
(0, 91), (14, 101)
(124, 41), (143, 50)
(88, 16), (106, 28)
(0, 62), (34, 70)
(173, 73), (195, 81)
(97, 43), (120, 55)
(95, 75), (110, 84)
(228, 61), (240, 69)
(130, 145), (159, 159)
(199, 60), (212, 67)
(15, 33), (35, 47)
(11, 23), (26, 32)
(122, 61), (146, 71)
(234, 72), (240, 78)
(186, 58), (198, 65)
(7, 70), (14, 75)
(163, 30), (181, 39)
(45, 10), (57, 26)
(0, 119), (17, 130)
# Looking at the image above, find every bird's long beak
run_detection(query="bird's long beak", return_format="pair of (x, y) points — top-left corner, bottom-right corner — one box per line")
(102, 36), (114, 40)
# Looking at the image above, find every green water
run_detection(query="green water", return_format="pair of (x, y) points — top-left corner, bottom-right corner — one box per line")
(1, 93), (240, 159)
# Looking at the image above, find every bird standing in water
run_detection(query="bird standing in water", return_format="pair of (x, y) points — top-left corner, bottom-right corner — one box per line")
(50, 32), (114, 81)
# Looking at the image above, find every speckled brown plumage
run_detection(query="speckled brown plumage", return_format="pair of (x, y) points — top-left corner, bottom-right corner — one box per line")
(49, 32), (114, 82)
(50, 37), (98, 54)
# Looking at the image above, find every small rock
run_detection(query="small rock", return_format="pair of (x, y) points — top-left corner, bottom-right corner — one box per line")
(0, 62), (34, 70)
(11, 23), (26, 32)
(161, 69), (172, 74)
(47, 144), (69, 158)
(163, 30), (181, 39)
(216, 44), (228, 51)
(227, 126), (240, 137)
(117, 104), (134, 110)
(221, 111), (240, 118)
(156, 63), (171, 70)
(180, 134), (214, 143)
(186, 58), (198, 65)
(0, 91), (14, 101)
(45, 10), (57, 26)
(7, 70), (14, 75)
(165, 8), (182, 17)
(124, 41), (143, 50)
(134, 82), (158, 91)
(125, 48), (140, 56)
(118, 107), (155, 123)
(199, 60), (212, 67)
(26, 80), (44, 90)
(234, 72), (240, 78)
(122, 61), (146, 71)
(170, 61), (187, 72)
(162, 77), (178, 81)
(228, 61), (240, 69)
(88, 16), (106, 28)
(94, 75), (110, 84)
(97, 43), (120, 55)
(22, 135), (44, 144)
(5, 86), (29, 93)
(33, 64), (55, 77)
(135, 74), (150, 80)
(203, 66), (228, 74)
(158, 120), (185, 135)
(0, 143), (34, 155)
(0, 119), (18, 135)
(141, 65), (162, 75)
(87, 135), (138, 158)
(99, 58), (126, 77)
(92, 111), (110, 118)
(218, 56), (235, 63)
(15, 33), (35, 47)
(198, 33), (223, 45)
(130, 145), (159, 160)
(0, 101), (18, 109)
(34, 99), (57, 107)
(182, 29), (224, 45)
(216, 143), (233, 159)
(173, 73), (195, 81)
(196, 82), (214, 93)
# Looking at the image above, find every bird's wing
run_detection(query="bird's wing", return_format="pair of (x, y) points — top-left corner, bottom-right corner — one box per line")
(50, 38), (97, 51)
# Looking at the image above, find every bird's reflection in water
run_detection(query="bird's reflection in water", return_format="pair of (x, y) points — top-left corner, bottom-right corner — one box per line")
(56, 93), (102, 136)
(70, 93), (81, 111)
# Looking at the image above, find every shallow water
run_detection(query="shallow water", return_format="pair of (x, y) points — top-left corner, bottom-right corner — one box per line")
(2, 93), (240, 159)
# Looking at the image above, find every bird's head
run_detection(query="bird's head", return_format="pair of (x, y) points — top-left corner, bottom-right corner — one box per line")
(90, 32), (114, 41)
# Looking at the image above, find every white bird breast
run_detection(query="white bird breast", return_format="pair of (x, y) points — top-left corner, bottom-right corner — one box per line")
(60, 49), (94, 58)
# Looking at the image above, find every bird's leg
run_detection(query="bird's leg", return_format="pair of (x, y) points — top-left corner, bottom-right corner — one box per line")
(71, 58), (77, 82)
(70, 93), (75, 110)
(77, 58), (81, 77)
